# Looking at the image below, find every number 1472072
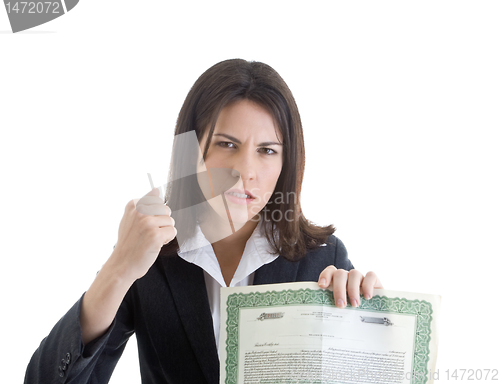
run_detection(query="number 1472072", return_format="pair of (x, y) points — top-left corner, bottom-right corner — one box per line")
(5, 2), (61, 14)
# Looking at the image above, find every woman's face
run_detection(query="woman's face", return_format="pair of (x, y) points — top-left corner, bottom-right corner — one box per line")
(197, 99), (283, 230)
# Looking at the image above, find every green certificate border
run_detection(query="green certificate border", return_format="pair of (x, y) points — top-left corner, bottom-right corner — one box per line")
(224, 288), (433, 384)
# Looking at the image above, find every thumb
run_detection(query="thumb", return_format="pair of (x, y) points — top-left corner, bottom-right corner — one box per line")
(144, 187), (159, 197)
(134, 188), (159, 208)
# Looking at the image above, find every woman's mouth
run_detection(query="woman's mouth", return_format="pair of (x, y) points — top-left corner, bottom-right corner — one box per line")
(224, 189), (255, 205)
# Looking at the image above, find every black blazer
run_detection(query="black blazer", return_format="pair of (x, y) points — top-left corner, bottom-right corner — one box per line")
(24, 235), (353, 384)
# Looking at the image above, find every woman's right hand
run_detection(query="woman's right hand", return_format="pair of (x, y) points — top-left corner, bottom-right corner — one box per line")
(80, 187), (175, 346)
(111, 187), (177, 282)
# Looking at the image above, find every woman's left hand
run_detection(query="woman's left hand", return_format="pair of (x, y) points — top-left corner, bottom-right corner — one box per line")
(318, 267), (383, 308)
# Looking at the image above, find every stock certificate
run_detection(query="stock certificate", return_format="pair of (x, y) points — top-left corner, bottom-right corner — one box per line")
(220, 282), (440, 384)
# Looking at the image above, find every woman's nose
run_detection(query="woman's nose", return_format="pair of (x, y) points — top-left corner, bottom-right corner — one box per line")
(231, 151), (256, 181)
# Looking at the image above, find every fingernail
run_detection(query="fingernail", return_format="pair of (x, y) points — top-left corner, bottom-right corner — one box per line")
(336, 299), (345, 308)
(351, 298), (358, 307)
(319, 278), (327, 288)
(365, 294), (371, 300)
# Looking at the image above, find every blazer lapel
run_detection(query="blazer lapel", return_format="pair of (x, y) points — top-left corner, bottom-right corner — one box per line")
(253, 256), (300, 285)
(155, 254), (300, 383)
(159, 254), (219, 384)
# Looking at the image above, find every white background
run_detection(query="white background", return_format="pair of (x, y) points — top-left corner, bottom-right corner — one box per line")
(1, 1), (499, 383)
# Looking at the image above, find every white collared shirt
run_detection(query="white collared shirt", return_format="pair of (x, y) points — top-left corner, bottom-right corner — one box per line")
(177, 221), (279, 352)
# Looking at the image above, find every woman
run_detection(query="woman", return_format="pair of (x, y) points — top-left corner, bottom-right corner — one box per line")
(24, 59), (382, 383)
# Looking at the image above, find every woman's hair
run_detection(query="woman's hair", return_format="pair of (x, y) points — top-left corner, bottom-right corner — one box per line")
(162, 59), (335, 261)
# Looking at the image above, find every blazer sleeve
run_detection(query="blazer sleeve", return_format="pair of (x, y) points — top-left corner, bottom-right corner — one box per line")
(254, 234), (354, 284)
(24, 289), (134, 384)
(331, 235), (354, 271)
(295, 234), (354, 280)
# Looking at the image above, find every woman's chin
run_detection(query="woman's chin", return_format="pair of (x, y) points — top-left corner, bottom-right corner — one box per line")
(228, 208), (256, 224)
(202, 201), (261, 231)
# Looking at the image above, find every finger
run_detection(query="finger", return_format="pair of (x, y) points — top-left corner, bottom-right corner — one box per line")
(149, 214), (175, 227)
(144, 187), (159, 197)
(361, 271), (382, 300)
(346, 269), (364, 307)
(137, 195), (164, 206)
(158, 225), (177, 245)
(332, 269), (349, 308)
(136, 204), (171, 216)
(318, 265), (337, 288)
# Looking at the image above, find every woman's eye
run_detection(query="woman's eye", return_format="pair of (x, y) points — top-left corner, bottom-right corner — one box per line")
(217, 141), (236, 149)
(259, 147), (277, 155)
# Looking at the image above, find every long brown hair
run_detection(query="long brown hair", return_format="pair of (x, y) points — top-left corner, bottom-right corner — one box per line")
(162, 59), (335, 261)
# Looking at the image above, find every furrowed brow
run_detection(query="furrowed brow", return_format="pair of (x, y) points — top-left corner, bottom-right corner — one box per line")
(213, 133), (241, 144)
(258, 141), (283, 146)
(213, 133), (282, 146)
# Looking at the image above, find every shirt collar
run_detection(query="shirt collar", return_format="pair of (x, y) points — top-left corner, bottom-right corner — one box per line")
(177, 220), (279, 287)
